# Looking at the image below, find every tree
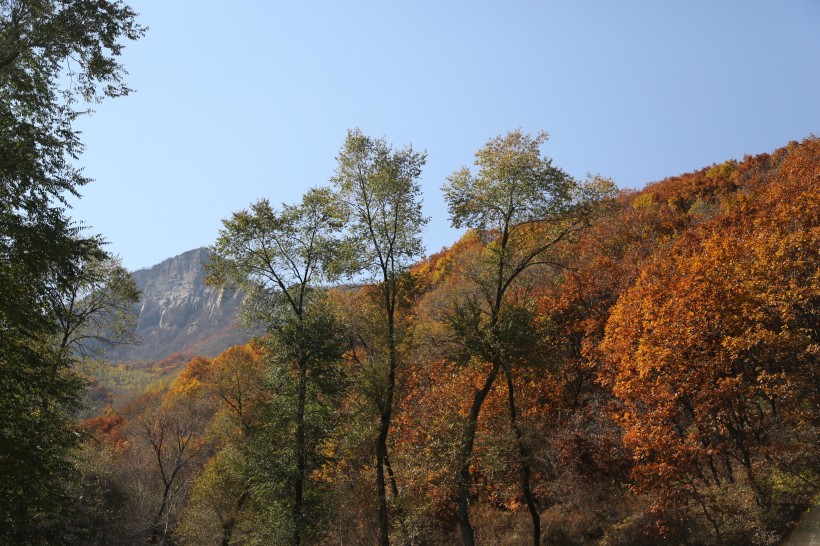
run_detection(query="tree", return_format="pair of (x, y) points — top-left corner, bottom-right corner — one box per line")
(331, 128), (427, 545)
(177, 445), (252, 546)
(137, 393), (211, 545)
(176, 344), (266, 546)
(1, 0), (144, 332)
(0, 1), (143, 540)
(207, 187), (347, 544)
(205, 344), (267, 437)
(442, 129), (615, 545)
(0, 334), (83, 543)
(50, 247), (140, 355)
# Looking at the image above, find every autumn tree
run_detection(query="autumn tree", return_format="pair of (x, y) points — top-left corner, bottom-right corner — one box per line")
(176, 344), (267, 546)
(137, 393), (211, 545)
(331, 128), (428, 545)
(206, 344), (268, 437)
(517, 188), (694, 542)
(207, 187), (347, 544)
(442, 129), (615, 545)
(100, 358), (214, 546)
(71, 407), (133, 545)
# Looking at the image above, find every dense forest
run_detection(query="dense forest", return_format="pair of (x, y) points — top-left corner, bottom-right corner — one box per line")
(1, 1), (818, 545)
(65, 134), (817, 546)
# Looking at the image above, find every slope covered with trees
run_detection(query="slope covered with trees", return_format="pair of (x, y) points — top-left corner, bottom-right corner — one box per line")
(71, 136), (819, 545)
(1, 4), (816, 541)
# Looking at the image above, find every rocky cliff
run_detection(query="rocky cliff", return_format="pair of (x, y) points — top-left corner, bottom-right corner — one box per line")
(108, 248), (256, 363)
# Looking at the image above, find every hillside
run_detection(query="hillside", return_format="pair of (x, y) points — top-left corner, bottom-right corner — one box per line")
(75, 137), (820, 545)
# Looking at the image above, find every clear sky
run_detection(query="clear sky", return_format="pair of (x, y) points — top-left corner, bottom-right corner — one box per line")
(68, 1), (820, 271)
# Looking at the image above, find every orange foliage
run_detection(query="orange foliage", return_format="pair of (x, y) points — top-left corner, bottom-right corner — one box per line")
(82, 408), (126, 446)
(600, 137), (820, 517)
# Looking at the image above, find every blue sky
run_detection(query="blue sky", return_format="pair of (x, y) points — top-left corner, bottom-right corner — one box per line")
(69, 1), (820, 271)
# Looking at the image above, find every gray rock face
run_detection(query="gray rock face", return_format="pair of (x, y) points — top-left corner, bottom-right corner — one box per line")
(109, 248), (256, 363)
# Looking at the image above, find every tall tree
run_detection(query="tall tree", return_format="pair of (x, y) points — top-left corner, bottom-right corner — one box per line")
(1, 0), (144, 322)
(207, 187), (347, 544)
(442, 129), (615, 545)
(331, 128), (427, 545)
(0, 1), (143, 541)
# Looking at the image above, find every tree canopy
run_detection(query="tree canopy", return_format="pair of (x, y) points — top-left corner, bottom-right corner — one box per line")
(0, 1), (143, 541)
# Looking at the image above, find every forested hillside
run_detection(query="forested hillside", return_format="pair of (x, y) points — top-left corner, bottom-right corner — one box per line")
(73, 136), (819, 545)
(3, 2), (817, 545)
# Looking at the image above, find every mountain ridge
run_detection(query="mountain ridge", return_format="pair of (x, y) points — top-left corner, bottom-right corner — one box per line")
(107, 247), (256, 364)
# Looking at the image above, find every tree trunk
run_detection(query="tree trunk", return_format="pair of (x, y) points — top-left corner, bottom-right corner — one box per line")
(221, 520), (235, 546)
(504, 365), (541, 546)
(457, 360), (502, 546)
(376, 302), (398, 546)
(385, 451), (399, 498)
(221, 488), (249, 546)
(376, 433), (390, 546)
(293, 357), (308, 545)
(150, 480), (172, 544)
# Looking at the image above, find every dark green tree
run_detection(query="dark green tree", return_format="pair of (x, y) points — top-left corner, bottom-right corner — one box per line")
(1, 0), (145, 253)
(331, 128), (427, 546)
(0, 1), (144, 541)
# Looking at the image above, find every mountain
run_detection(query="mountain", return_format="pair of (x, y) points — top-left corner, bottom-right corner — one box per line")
(108, 248), (257, 364)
